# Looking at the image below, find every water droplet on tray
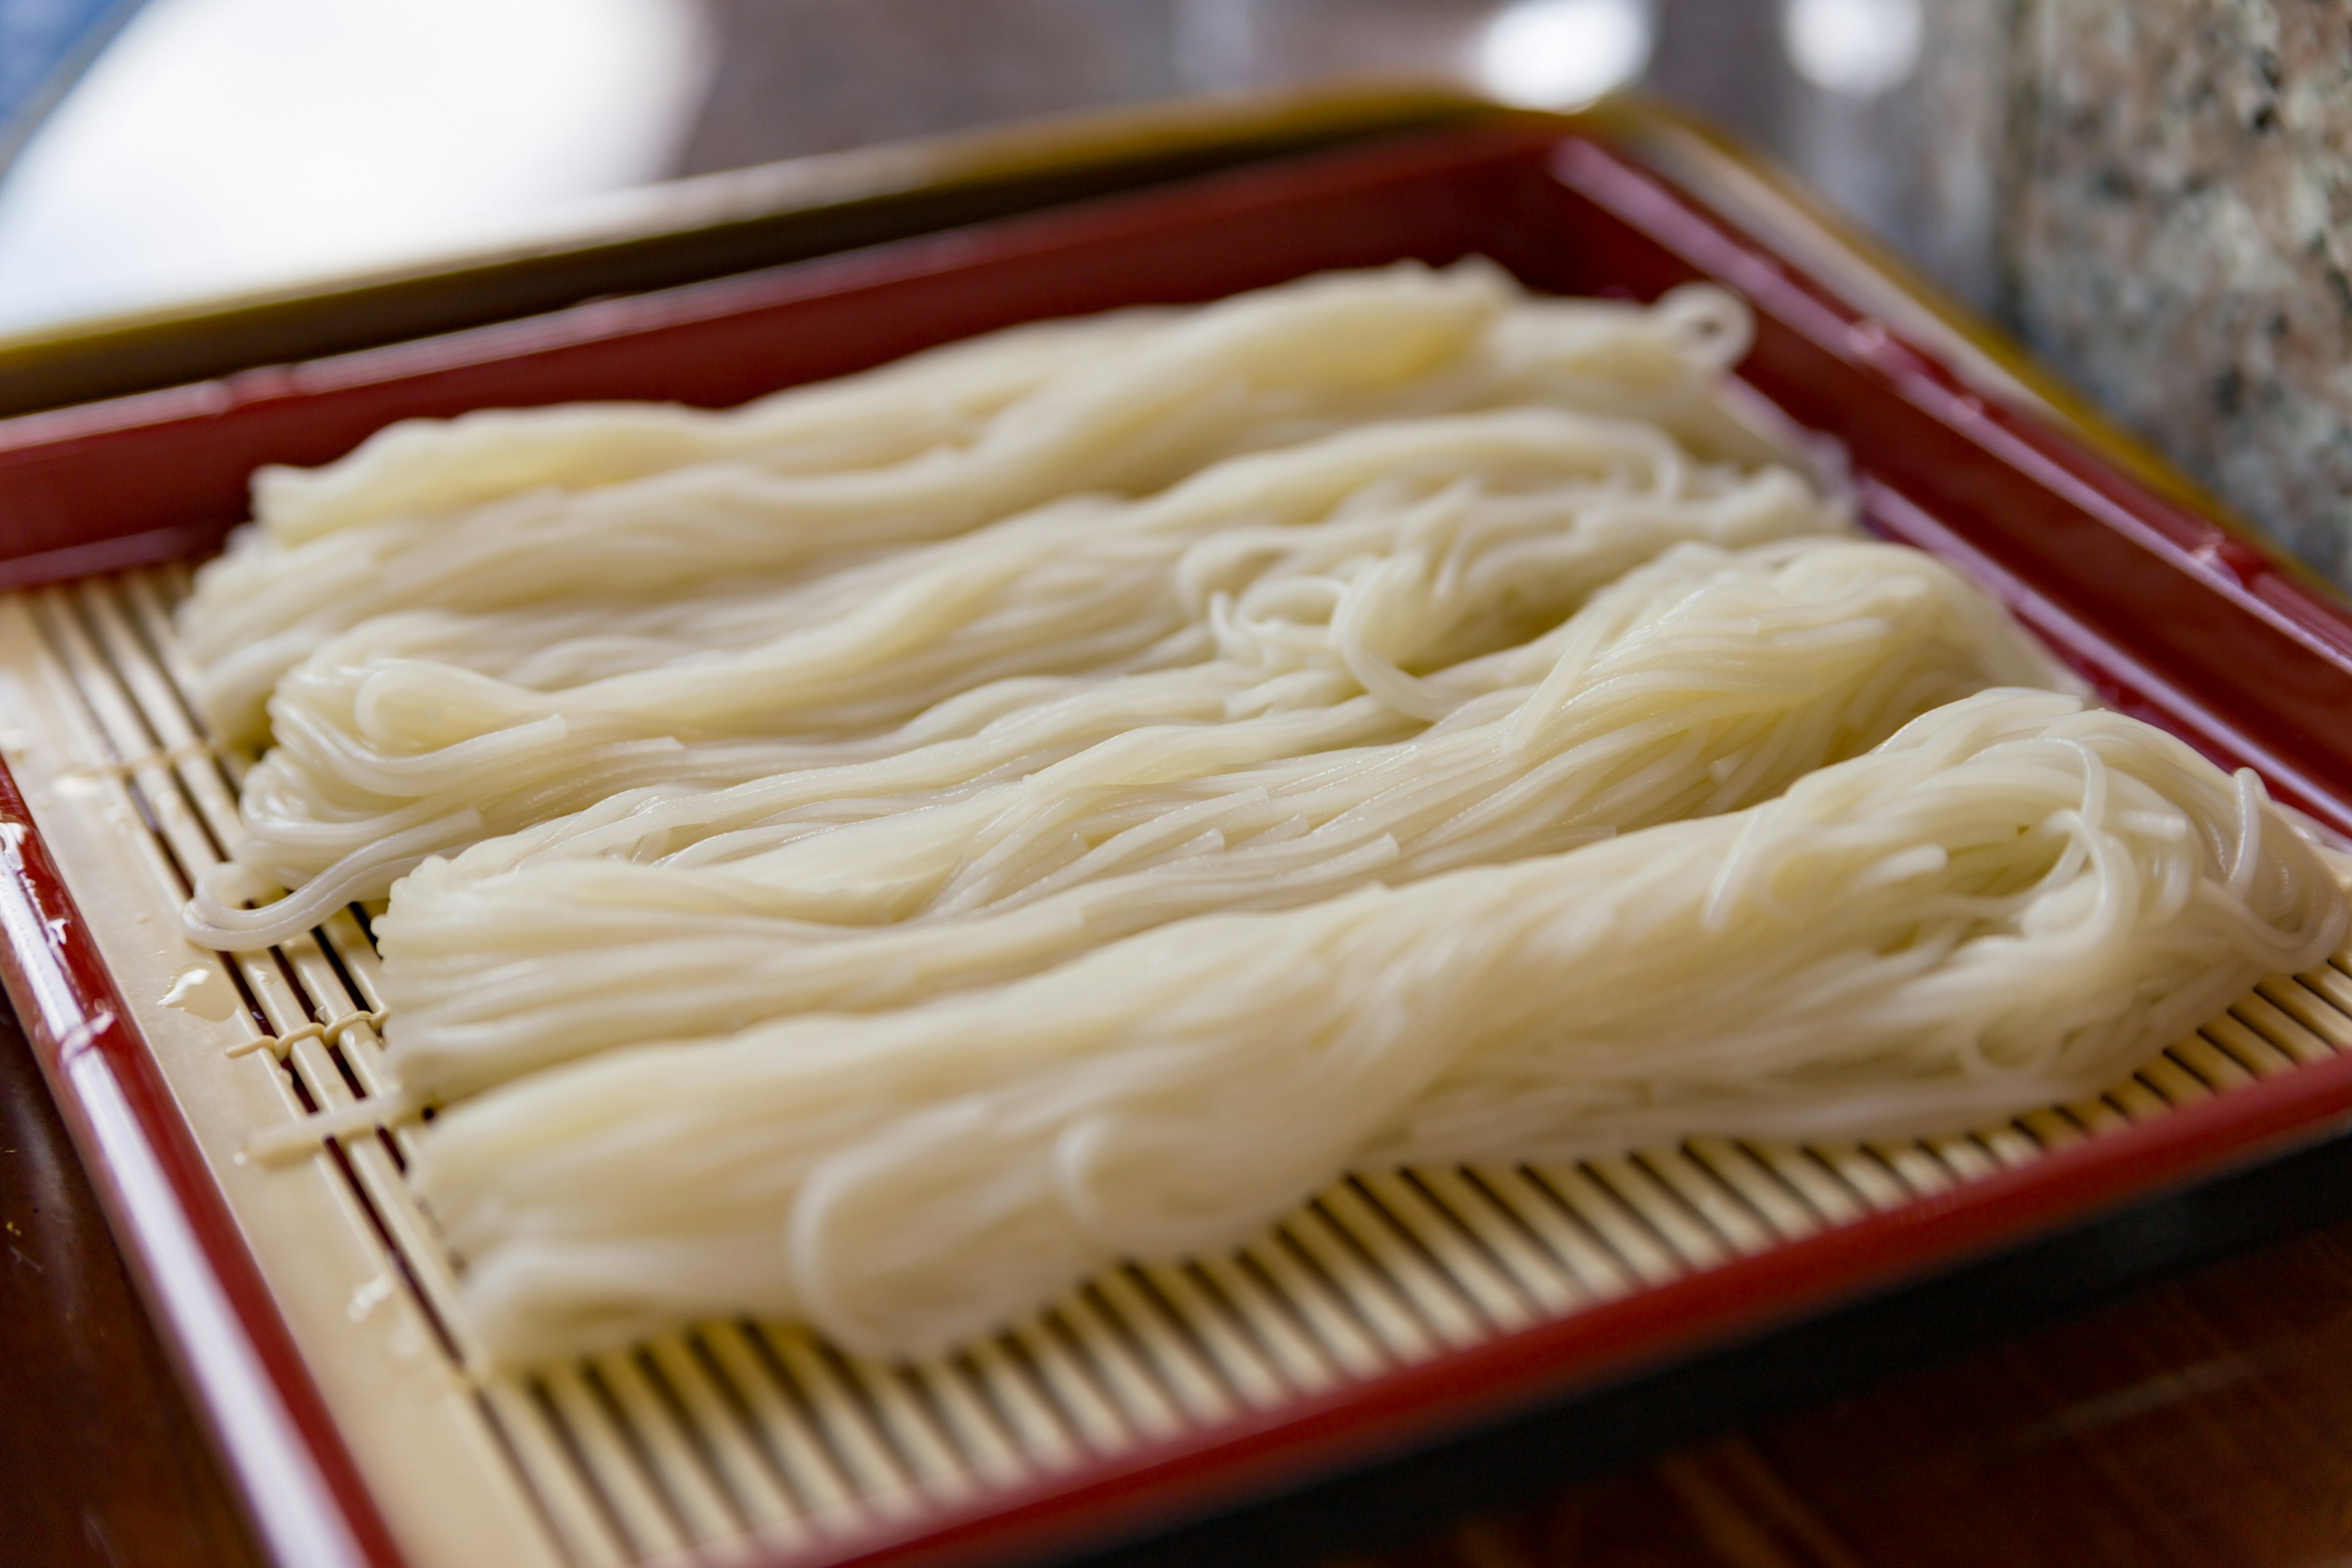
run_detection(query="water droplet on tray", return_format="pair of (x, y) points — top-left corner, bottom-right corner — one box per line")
(160, 965), (236, 1021)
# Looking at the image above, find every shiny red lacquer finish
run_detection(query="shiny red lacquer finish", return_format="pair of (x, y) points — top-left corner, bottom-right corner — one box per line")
(3, 124), (2351, 1568)
(0, 769), (402, 1567)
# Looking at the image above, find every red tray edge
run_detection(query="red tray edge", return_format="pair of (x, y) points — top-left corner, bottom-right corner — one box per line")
(0, 763), (405, 1568)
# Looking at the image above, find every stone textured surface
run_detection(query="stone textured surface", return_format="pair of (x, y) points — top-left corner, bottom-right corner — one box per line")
(1937, 0), (2352, 584)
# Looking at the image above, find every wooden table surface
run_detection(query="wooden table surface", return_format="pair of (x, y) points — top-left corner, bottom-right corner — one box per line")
(10, 995), (2352, 1568)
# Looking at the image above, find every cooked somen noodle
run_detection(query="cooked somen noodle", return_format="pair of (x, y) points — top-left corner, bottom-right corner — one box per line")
(184, 405), (1838, 948)
(412, 692), (2347, 1362)
(372, 537), (2065, 1099)
(180, 262), (1772, 745)
(178, 264), (2342, 1373)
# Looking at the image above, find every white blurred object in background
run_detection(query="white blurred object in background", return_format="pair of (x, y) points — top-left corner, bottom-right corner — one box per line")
(1780, 0), (1921, 98)
(0, 0), (711, 333)
(1472, 0), (1654, 108)
(0, 0), (1965, 347)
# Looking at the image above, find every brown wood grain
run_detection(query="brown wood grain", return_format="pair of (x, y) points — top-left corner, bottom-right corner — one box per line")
(10, 978), (2352, 1568)
(0, 1003), (265, 1568)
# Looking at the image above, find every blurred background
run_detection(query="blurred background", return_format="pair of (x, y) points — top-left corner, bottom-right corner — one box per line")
(3, 0), (2347, 592)
(0, 0), (1947, 336)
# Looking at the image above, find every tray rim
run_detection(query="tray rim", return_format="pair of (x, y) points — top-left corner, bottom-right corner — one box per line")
(7, 116), (2352, 1568)
(0, 755), (406, 1568)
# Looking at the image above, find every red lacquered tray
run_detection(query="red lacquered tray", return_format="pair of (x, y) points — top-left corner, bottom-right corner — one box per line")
(6, 123), (2352, 1568)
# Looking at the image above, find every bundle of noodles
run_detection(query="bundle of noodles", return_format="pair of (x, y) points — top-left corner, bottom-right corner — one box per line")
(252, 307), (1175, 545)
(186, 408), (1839, 948)
(409, 692), (2348, 1363)
(181, 263), (1772, 744)
(377, 538), (2068, 1099)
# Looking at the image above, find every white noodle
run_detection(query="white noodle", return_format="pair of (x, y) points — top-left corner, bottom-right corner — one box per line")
(412, 693), (2348, 1362)
(182, 262), (1772, 744)
(252, 309), (1174, 545)
(175, 266), (2340, 1373)
(375, 537), (2067, 1099)
(187, 407), (1839, 947)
